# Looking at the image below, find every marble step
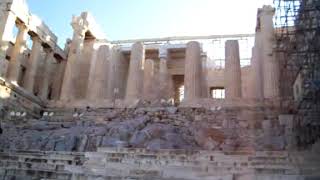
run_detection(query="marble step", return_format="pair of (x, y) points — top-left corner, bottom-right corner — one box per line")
(0, 151), (85, 166)
(0, 168), (71, 180)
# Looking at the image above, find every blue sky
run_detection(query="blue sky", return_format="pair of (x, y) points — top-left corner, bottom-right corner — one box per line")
(27, 0), (272, 46)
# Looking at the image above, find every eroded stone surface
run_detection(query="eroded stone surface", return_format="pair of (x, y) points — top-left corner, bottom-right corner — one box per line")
(0, 107), (289, 152)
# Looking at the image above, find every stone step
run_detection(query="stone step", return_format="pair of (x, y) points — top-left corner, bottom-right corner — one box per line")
(0, 160), (61, 171)
(0, 168), (71, 180)
(95, 148), (291, 160)
(85, 154), (292, 167)
(84, 158), (295, 173)
(0, 150), (319, 180)
(80, 165), (236, 180)
(0, 151), (85, 168)
(83, 150), (298, 177)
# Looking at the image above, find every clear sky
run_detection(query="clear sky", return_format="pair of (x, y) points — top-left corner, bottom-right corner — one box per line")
(26, 0), (273, 46)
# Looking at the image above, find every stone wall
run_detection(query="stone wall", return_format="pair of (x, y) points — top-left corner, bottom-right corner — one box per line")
(207, 66), (252, 98)
(0, 78), (44, 119)
(0, 106), (293, 152)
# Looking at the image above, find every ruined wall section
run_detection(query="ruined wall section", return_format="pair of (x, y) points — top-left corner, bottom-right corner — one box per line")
(0, 0), (67, 117)
(0, 78), (43, 119)
(0, 106), (293, 152)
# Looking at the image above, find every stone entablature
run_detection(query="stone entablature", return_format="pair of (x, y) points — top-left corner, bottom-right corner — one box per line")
(0, 0), (65, 58)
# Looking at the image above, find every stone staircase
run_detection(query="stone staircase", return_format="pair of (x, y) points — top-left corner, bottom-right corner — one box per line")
(0, 151), (85, 180)
(0, 148), (319, 180)
(70, 148), (320, 180)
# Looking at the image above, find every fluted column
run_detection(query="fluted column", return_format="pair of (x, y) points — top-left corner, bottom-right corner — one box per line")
(260, 6), (279, 99)
(51, 59), (66, 100)
(143, 59), (155, 101)
(24, 36), (43, 94)
(60, 24), (86, 100)
(201, 53), (209, 98)
(125, 42), (145, 100)
(250, 45), (264, 99)
(225, 40), (242, 99)
(40, 48), (54, 100)
(107, 46), (128, 99)
(87, 45), (110, 100)
(0, 11), (16, 77)
(159, 46), (172, 100)
(184, 41), (202, 100)
(76, 38), (95, 99)
(6, 22), (28, 85)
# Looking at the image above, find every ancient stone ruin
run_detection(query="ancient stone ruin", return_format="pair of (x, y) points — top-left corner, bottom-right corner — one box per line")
(0, 0), (319, 179)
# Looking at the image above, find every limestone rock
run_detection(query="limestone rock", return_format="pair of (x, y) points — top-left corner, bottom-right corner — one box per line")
(101, 136), (129, 148)
(129, 131), (150, 148)
(194, 127), (225, 150)
(54, 135), (76, 151)
(77, 135), (88, 152)
(166, 107), (178, 114)
(146, 139), (174, 150)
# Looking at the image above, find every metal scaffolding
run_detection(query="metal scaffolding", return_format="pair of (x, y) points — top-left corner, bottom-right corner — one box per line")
(274, 0), (320, 148)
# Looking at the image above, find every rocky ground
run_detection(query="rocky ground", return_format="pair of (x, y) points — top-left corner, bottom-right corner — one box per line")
(0, 107), (286, 152)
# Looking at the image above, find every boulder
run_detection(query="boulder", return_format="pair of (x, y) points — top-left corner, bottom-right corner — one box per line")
(142, 123), (176, 138)
(194, 127), (225, 150)
(166, 107), (178, 114)
(101, 136), (129, 148)
(146, 139), (174, 150)
(54, 135), (76, 151)
(129, 131), (150, 147)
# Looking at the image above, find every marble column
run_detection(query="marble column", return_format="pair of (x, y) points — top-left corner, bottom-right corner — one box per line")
(60, 24), (86, 100)
(250, 45), (264, 99)
(40, 48), (54, 100)
(184, 41), (202, 100)
(51, 40), (70, 100)
(260, 6), (279, 99)
(51, 59), (66, 100)
(6, 22), (28, 85)
(125, 42), (145, 100)
(143, 59), (155, 101)
(159, 46), (172, 100)
(24, 36), (42, 94)
(87, 45), (110, 100)
(201, 53), (209, 98)
(107, 46), (129, 99)
(76, 38), (95, 99)
(225, 40), (242, 99)
(0, 11), (16, 77)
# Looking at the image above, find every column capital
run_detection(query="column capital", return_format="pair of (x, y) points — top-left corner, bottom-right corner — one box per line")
(71, 17), (88, 36)
(258, 5), (275, 16)
(159, 46), (168, 59)
(43, 46), (54, 54)
(15, 21), (28, 31)
(31, 35), (41, 42)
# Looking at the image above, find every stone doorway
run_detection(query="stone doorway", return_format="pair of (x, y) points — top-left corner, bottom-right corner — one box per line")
(172, 75), (184, 105)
